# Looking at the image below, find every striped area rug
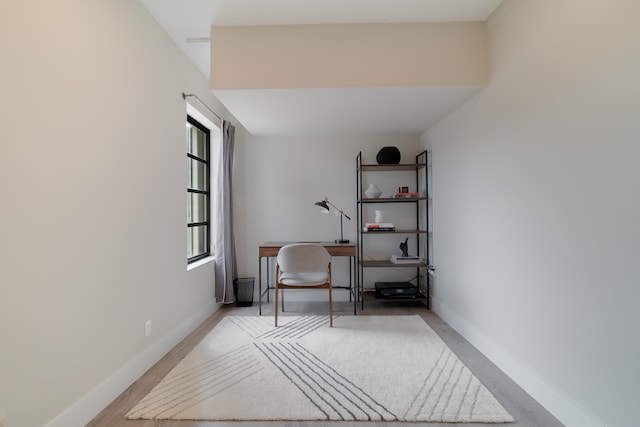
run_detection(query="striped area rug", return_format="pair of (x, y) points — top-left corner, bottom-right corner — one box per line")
(126, 315), (514, 423)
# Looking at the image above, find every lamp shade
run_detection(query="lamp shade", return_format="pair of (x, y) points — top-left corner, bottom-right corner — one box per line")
(314, 200), (330, 213)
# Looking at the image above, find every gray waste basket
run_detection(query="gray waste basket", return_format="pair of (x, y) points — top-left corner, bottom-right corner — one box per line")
(233, 277), (254, 307)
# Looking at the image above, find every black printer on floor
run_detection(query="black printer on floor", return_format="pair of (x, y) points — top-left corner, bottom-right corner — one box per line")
(374, 281), (418, 299)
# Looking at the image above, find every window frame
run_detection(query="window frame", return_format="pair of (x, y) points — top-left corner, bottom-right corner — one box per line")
(187, 115), (211, 264)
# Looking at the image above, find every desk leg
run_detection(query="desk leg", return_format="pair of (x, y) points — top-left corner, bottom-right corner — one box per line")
(352, 255), (357, 315)
(258, 256), (272, 316)
(349, 256), (353, 302)
(258, 256), (262, 315)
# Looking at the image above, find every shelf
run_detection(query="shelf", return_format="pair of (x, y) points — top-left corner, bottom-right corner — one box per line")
(359, 163), (426, 171)
(359, 197), (426, 203)
(360, 260), (428, 268)
(362, 229), (428, 234)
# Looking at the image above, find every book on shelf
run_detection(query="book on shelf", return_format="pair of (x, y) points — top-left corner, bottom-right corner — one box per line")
(363, 222), (395, 232)
(365, 222), (394, 228)
(390, 254), (423, 264)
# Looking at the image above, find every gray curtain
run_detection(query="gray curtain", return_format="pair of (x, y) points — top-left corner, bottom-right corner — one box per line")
(214, 120), (237, 303)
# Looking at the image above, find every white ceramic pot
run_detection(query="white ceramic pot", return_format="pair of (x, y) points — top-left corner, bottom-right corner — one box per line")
(364, 184), (382, 199)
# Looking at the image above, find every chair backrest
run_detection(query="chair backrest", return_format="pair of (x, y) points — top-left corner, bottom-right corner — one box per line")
(276, 243), (331, 273)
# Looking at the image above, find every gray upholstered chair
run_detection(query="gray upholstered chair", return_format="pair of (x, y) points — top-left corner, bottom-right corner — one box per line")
(275, 243), (333, 327)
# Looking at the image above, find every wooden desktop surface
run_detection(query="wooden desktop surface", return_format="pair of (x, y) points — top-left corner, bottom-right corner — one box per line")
(259, 241), (356, 257)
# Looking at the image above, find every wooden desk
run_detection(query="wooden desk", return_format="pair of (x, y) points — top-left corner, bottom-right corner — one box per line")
(258, 241), (356, 315)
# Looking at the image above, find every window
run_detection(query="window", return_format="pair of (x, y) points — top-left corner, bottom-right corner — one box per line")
(187, 115), (211, 263)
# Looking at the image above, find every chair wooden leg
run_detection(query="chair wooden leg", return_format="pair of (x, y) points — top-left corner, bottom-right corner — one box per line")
(274, 283), (278, 327)
(329, 286), (333, 327)
(281, 288), (285, 312)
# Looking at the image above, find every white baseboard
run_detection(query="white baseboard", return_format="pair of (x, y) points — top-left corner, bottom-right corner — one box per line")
(432, 297), (605, 427)
(44, 301), (220, 427)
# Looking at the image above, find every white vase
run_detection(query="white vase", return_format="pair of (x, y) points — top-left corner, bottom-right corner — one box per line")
(364, 184), (382, 199)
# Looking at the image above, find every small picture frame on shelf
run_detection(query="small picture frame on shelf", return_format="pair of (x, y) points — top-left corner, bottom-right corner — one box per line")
(398, 186), (409, 193)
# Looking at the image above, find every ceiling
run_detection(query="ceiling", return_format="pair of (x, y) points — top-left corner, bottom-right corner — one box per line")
(139, 0), (503, 136)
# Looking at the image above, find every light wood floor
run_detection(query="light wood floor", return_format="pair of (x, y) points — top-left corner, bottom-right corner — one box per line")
(87, 300), (564, 427)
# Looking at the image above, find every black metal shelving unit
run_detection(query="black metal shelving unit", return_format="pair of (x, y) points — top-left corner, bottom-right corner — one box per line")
(356, 150), (430, 309)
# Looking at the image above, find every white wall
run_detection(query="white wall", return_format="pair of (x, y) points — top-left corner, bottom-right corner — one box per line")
(421, 1), (640, 426)
(233, 134), (423, 296)
(0, 1), (239, 426)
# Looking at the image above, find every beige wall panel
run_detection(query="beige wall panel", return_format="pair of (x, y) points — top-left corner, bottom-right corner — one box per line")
(211, 23), (487, 89)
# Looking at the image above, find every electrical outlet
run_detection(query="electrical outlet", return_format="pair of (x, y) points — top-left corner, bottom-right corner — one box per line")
(144, 320), (151, 338)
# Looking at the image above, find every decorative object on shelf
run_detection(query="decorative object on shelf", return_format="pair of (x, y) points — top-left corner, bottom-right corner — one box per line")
(314, 197), (352, 244)
(376, 146), (401, 164)
(364, 183), (382, 198)
(399, 237), (409, 257)
(393, 191), (420, 198)
(398, 186), (409, 193)
(374, 209), (384, 223)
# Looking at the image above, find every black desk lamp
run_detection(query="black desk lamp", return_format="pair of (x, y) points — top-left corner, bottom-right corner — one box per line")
(314, 197), (352, 244)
